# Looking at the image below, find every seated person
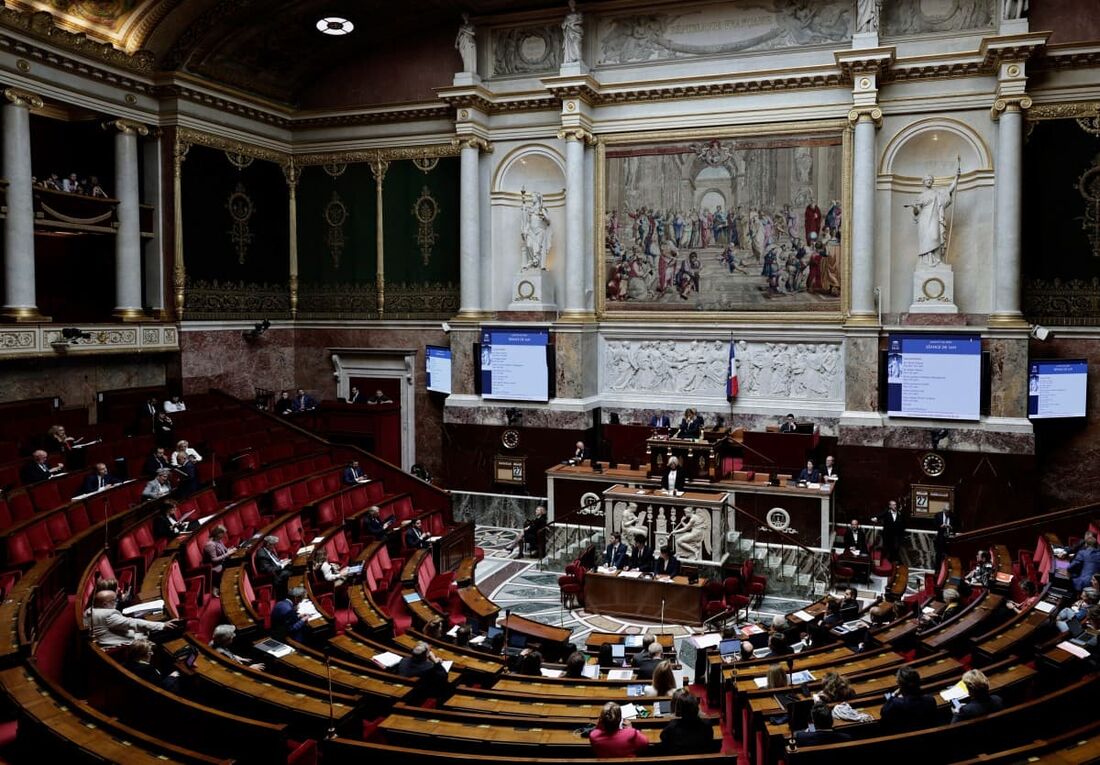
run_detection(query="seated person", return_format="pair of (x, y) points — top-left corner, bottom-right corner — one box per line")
(398, 641), (448, 681)
(839, 588), (861, 620)
(965, 550), (995, 587)
(643, 659), (677, 697)
(152, 500), (195, 539)
(654, 546), (680, 578)
(868, 591), (907, 624)
(880, 666), (937, 732)
(820, 597), (844, 629)
(589, 702), (648, 758)
(142, 469), (175, 502)
(822, 455), (839, 481)
(649, 413), (672, 428)
(662, 456), (687, 493)
(255, 535), (291, 592)
(163, 395), (187, 413)
(87, 590), (182, 648)
(563, 651), (587, 679)
(779, 413), (797, 433)
(797, 459), (821, 483)
(570, 441), (589, 464)
(21, 449), (64, 485)
(509, 505), (547, 558)
(1007, 579), (1039, 613)
(366, 389), (393, 404)
(144, 446), (171, 476)
(839, 519), (868, 554)
(454, 625), (472, 648)
(514, 648), (543, 676)
(124, 638), (180, 692)
(405, 518), (433, 550)
(624, 534), (654, 573)
(659, 688), (713, 754)
(269, 587), (308, 642)
(292, 389), (317, 412)
(310, 548), (352, 588)
(153, 412), (175, 449)
(951, 669), (1003, 723)
(170, 440), (202, 466)
(274, 390), (294, 415)
(814, 672), (873, 722)
(767, 632), (792, 657)
(1056, 587), (1098, 632)
(674, 408), (704, 439)
(345, 386), (361, 404)
(96, 577), (132, 611)
(634, 640), (664, 679)
(795, 703), (852, 746)
(363, 505), (395, 540)
(79, 462), (120, 495)
(1068, 531), (1100, 591)
(210, 624), (264, 670)
(765, 664), (787, 689)
(342, 459), (369, 485)
(603, 532), (627, 569)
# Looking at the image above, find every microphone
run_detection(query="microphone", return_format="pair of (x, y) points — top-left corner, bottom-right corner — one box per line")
(325, 652), (336, 739)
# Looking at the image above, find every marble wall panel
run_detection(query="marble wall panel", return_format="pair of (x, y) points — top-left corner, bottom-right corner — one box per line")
(180, 328), (297, 400)
(844, 335), (879, 413)
(0, 355), (168, 421)
(988, 336), (1028, 419)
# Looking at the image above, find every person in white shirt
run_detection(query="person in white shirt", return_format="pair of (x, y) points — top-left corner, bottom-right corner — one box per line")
(170, 440), (202, 466)
(822, 455), (839, 481)
(163, 395), (187, 413)
(86, 590), (182, 648)
(142, 469), (173, 500)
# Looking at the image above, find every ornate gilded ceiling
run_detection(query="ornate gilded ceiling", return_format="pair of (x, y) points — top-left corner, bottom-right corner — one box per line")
(1, 0), (565, 102)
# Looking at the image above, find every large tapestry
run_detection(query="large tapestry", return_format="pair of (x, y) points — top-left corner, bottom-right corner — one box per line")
(601, 129), (844, 314)
(1022, 113), (1100, 325)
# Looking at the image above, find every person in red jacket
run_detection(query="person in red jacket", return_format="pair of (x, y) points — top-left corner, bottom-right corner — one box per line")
(589, 702), (649, 757)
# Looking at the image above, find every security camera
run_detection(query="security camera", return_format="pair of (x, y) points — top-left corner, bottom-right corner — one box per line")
(441, 321), (452, 334)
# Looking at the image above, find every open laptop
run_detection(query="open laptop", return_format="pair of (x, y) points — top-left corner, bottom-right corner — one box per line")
(611, 643), (626, 661)
(1065, 618), (1092, 646)
(719, 638), (741, 661)
(504, 631), (527, 657)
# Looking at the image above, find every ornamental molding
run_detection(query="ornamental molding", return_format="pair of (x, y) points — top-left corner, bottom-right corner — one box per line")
(2, 86), (42, 108)
(176, 127), (287, 165)
(451, 136), (494, 154)
(0, 322), (179, 359)
(1025, 102), (1100, 123)
(990, 95), (1032, 121)
(103, 118), (149, 136)
(556, 127), (597, 145)
(847, 106), (883, 128)
(0, 8), (154, 73)
(293, 143), (461, 167)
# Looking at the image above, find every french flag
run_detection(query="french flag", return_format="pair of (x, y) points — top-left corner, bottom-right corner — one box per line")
(727, 341), (739, 400)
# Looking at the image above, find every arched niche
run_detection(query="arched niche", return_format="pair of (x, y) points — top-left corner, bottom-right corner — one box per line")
(493, 145), (566, 194)
(880, 117), (992, 183)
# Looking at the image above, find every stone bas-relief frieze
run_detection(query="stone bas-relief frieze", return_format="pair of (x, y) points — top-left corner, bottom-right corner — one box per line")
(491, 23), (563, 76)
(602, 339), (841, 402)
(881, 0), (995, 36)
(596, 1), (852, 66)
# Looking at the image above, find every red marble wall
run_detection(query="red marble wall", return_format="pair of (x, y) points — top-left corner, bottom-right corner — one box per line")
(1029, 336), (1100, 510)
(301, 28), (458, 109)
(179, 327), (298, 400)
(1029, 5), (1100, 44)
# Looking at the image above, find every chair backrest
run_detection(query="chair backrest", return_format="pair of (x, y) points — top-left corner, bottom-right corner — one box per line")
(6, 533), (34, 567)
(45, 513), (72, 544)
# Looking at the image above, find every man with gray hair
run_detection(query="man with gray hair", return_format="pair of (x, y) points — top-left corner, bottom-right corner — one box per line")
(634, 638), (665, 679)
(210, 624), (265, 670)
(255, 534), (291, 594)
(270, 587), (307, 642)
(87, 590), (184, 648)
(397, 640), (448, 696)
(142, 468), (173, 500)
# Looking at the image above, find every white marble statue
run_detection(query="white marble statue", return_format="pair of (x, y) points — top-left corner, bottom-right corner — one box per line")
(1003, 0), (1028, 20)
(672, 507), (708, 560)
(562, 0), (584, 64)
(455, 14), (477, 73)
(907, 163), (960, 268)
(619, 503), (648, 545)
(856, 0), (882, 33)
(520, 189), (552, 270)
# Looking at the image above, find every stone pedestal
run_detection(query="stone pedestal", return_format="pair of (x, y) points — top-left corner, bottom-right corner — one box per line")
(910, 265), (958, 314)
(559, 62), (588, 76)
(452, 72), (481, 86)
(508, 269), (557, 311)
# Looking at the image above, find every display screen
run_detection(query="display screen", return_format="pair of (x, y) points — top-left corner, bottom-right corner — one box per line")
(1028, 360), (1087, 419)
(886, 335), (981, 421)
(480, 328), (550, 402)
(425, 346), (452, 395)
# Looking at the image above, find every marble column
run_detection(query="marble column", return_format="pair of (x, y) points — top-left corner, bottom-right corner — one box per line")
(562, 129), (591, 316)
(457, 138), (485, 316)
(848, 108), (881, 324)
(172, 137), (190, 320)
(108, 119), (149, 321)
(284, 162), (300, 319)
(371, 158), (389, 315)
(990, 97), (1031, 326)
(2, 88), (45, 321)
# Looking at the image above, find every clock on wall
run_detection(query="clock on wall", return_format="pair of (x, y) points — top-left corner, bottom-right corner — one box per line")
(501, 429), (521, 450)
(920, 452), (946, 477)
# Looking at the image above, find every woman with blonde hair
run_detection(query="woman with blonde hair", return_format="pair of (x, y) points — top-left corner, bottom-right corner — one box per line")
(765, 663), (787, 689)
(644, 659), (676, 697)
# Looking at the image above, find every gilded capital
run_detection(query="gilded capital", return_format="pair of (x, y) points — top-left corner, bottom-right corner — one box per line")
(369, 158), (390, 183)
(847, 106), (883, 128)
(990, 95), (1032, 121)
(451, 135), (493, 153)
(103, 118), (149, 136)
(3, 87), (43, 109)
(282, 162), (301, 188)
(557, 127), (597, 145)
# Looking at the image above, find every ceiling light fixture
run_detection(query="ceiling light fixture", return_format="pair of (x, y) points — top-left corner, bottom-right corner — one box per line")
(316, 17), (354, 36)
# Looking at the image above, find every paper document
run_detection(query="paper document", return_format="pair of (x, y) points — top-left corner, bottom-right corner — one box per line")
(792, 610), (815, 622)
(254, 639), (294, 658)
(581, 663), (600, 679)
(469, 636), (486, 645)
(624, 636), (643, 648)
(122, 599), (164, 616)
(607, 669), (635, 680)
(441, 660), (454, 672)
(790, 671), (815, 684)
(939, 681), (969, 702)
(372, 651), (402, 668)
(1057, 641), (1092, 659)
(619, 570), (642, 579)
(197, 514), (217, 526)
(692, 633), (722, 649)
(1035, 600), (1056, 614)
(311, 536), (326, 544)
(540, 668), (564, 678)
(447, 625), (459, 637)
(297, 600), (320, 620)
(753, 677), (769, 688)
(296, 545), (315, 556)
(620, 703), (639, 719)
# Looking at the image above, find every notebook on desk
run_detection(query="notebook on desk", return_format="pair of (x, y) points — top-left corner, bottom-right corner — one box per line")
(254, 638), (295, 658)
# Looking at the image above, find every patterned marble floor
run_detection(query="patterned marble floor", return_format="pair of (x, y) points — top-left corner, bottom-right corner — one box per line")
(474, 525), (819, 649)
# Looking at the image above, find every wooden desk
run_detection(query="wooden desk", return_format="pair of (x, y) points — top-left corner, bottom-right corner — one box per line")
(499, 614), (572, 661)
(583, 570), (705, 625)
(646, 435), (717, 480)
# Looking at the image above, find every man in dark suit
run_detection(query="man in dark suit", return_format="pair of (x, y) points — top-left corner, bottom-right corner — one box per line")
(363, 506), (394, 540)
(255, 535), (291, 594)
(880, 667), (938, 732)
(654, 546), (680, 577)
(840, 519), (868, 553)
(144, 446), (171, 476)
(633, 640), (664, 679)
(796, 459), (821, 483)
(675, 408), (704, 439)
(662, 456), (687, 493)
(21, 449), (63, 485)
(269, 587), (307, 642)
(625, 535), (653, 573)
(839, 588), (860, 620)
(650, 414), (671, 428)
(603, 532), (627, 569)
(405, 518), (432, 550)
(779, 413), (797, 433)
(397, 641), (448, 696)
(274, 390), (293, 416)
(877, 500), (906, 562)
(342, 460), (368, 485)
(822, 455), (839, 482)
(510, 505), (547, 558)
(78, 462), (120, 495)
(934, 505), (957, 570)
(345, 386), (361, 404)
(570, 441), (590, 464)
(291, 389), (316, 412)
(795, 704), (852, 746)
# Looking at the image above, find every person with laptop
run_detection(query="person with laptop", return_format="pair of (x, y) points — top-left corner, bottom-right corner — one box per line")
(1056, 587), (1098, 632)
(880, 666), (937, 732)
(794, 703), (852, 746)
(603, 532), (627, 569)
